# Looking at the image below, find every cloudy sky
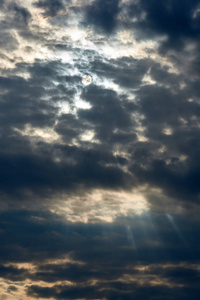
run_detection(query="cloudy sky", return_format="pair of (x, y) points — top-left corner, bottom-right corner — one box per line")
(1, 0), (200, 299)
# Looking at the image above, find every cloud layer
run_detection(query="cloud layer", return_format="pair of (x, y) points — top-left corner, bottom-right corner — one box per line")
(1, 0), (200, 299)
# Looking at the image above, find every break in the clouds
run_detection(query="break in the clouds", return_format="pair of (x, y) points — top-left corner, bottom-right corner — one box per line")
(0, 0), (200, 299)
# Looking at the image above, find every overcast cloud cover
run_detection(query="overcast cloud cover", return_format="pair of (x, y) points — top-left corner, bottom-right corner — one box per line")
(0, 0), (200, 299)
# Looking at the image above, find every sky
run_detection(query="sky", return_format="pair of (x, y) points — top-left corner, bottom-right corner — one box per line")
(0, 0), (200, 299)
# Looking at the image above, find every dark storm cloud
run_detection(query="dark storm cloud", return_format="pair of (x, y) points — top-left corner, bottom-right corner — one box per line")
(130, 154), (200, 202)
(123, 0), (200, 52)
(66, 53), (200, 206)
(85, 0), (120, 33)
(78, 85), (137, 145)
(0, 56), (144, 200)
(163, 267), (200, 285)
(0, 265), (28, 282)
(0, 53), (199, 206)
(54, 113), (87, 142)
(0, 210), (200, 299)
(0, 147), (132, 199)
(137, 85), (199, 134)
(0, 75), (56, 130)
(21, 284), (200, 299)
(27, 284), (200, 300)
(0, 38), (199, 212)
(0, 60), (78, 138)
(0, 210), (196, 266)
(1, 1), (200, 298)
(27, 284), (101, 299)
(126, 77), (200, 202)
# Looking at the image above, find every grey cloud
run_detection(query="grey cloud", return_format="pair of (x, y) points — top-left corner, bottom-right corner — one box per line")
(85, 0), (120, 33)
(0, 1), (200, 299)
(0, 265), (28, 282)
(79, 85), (137, 146)
(90, 57), (150, 89)
(0, 58), (142, 200)
(7, 285), (18, 292)
(10, 3), (32, 26)
(0, 53), (200, 207)
(0, 31), (18, 51)
(33, 0), (67, 17)
(122, 0), (200, 52)
(125, 78), (200, 201)
(0, 210), (199, 299)
(0, 2), (31, 30)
